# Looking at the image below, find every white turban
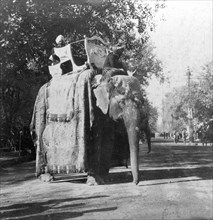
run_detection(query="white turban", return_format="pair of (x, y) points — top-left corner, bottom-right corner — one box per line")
(55, 35), (65, 44)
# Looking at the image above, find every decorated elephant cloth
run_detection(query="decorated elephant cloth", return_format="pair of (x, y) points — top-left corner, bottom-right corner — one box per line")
(110, 75), (142, 100)
(30, 69), (95, 176)
(94, 75), (143, 117)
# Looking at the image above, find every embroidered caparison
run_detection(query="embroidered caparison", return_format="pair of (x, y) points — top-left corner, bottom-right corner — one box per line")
(30, 69), (95, 176)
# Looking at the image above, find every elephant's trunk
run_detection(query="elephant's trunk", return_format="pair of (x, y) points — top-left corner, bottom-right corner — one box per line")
(127, 126), (139, 185)
(123, 102), (140, 185)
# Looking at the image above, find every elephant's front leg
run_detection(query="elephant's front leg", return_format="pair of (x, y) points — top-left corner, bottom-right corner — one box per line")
(87, 109), (114, 185)
(98, 115), (115, 182)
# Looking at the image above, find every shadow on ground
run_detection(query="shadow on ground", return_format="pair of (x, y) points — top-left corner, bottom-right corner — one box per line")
(108, 142), (213, 184)
(1, 141), (212, 187)
(0, 161), (36, 186)
(140, 142), (213, 168)
(108, 166), (213, 185)
(0, 195), (117, 220)
(50, 142), (213, 185)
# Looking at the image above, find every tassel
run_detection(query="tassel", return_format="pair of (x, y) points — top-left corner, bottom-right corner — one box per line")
(66, 165), (69, 174)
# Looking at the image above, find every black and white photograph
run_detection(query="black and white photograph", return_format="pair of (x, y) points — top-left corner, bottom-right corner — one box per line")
(0, 0), (212, 219)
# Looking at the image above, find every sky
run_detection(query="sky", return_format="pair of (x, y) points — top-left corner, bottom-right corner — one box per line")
(146, 0), (213, 109)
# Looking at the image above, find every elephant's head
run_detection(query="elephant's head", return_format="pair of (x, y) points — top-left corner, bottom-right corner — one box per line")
(93, 75), (143, 120)
(93, 75), (145, 184)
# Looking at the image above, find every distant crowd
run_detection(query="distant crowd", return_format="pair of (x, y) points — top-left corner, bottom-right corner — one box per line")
(159, 118), (213, 146)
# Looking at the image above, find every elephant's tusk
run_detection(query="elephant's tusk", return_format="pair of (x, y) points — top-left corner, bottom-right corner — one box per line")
(132, 69), (137, 75)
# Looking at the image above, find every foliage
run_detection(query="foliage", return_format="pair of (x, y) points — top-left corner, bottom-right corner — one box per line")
(0, 0), (165, 77)
(128, 42), (164, 85)
(162, 61), (213, 132)
(0, 0), (165, 147)
(192, 61), (213, 122)
(162, 86), (188, 132)
(145, 100), (159, 132)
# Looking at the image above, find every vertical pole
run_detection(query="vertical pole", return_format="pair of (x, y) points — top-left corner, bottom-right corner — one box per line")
(161, 80), (165, 138)
(187, 67), (194, 143)
(162, 98), (165, 138)
(19, 130), (23, 158)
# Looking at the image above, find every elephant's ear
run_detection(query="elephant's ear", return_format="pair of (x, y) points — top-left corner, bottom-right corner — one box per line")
(93, 82), (110, 114)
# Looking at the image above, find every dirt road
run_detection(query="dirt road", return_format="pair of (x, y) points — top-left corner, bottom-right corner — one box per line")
(0, 139), (212, 220)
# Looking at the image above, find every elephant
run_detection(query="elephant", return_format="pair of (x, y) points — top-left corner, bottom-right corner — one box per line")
(31, 67), (151, 186)
(90, 74), (151, 185)
(31, 35), (152, 185)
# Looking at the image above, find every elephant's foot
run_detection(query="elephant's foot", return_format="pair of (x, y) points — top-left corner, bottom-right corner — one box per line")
(133, 180), (139, 185)
(39, 173), (54, 182)
(132, 175), (140, 185)
(86, 175), (105, 186)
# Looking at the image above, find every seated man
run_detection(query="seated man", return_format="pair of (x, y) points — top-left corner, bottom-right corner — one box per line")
(102, 45), (128, 80)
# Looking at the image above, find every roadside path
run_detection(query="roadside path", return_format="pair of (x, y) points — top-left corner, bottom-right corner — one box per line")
(0, 140), (212, 220)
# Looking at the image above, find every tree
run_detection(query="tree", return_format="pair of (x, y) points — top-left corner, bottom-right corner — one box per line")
(146, 100), (158, 132)
(192, 61), (213, 122)
(161, 61), (213, 132)
(162, 86), (188, 132)
(0, 0), (165, 147)
(1, 0), (165, 78)
(126, 42), (164, 85)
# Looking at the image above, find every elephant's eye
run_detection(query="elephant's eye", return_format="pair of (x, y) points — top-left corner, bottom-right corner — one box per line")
(119, 99), (125, 107)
